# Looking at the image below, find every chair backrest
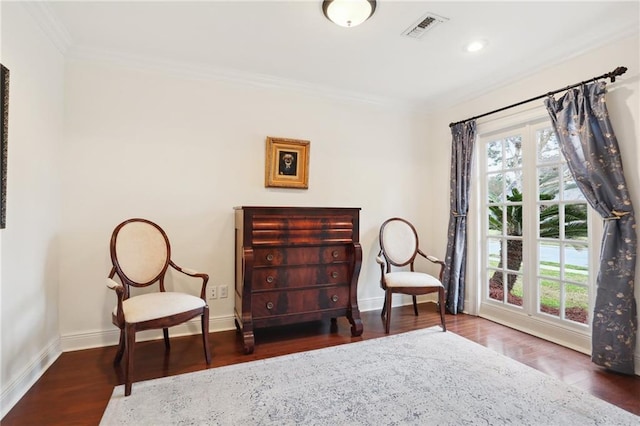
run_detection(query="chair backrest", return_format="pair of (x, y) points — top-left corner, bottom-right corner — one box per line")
(110, 218), (171, 288)
(379, 217), (419, 267)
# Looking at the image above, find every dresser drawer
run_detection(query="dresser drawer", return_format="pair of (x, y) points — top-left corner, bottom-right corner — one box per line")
(251, 286), (350, 319)
(253, 245), (349, 267)
(252, 264), (350, 290)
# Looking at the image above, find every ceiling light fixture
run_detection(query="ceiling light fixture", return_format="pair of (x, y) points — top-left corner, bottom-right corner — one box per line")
(465, 39), (487, 53)
(322, 0), (377, 28)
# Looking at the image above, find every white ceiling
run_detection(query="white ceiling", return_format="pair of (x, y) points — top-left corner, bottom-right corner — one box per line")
(38, 0), (640, 110)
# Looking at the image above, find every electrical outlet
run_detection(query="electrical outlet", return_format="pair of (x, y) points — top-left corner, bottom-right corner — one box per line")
(209, 286), (217, 299)
(220, 285), (228, 298)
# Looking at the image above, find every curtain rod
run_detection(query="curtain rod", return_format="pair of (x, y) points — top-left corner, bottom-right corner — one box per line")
(449, 66), (628, 128)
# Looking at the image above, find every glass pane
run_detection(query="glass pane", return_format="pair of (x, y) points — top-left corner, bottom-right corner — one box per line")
(505, 205), (523, 237)
(505, 239), (523, 307)
(488, 269), (504, 302)
(504, 136), (523, 169)
(487, 139), (502, 172)
(487, 206), (503, 236)
(539, 242), (560, 275)
(508, 274), (524, 307)
(538, 166), (560, 200)
(504, 171), (522, 198)
(564, 204), (588, 241)
(539, 204), (560, 240)
(537, 128), (560, 163)
(564, 244), (588, 285)
(487, 238), (501, 267)
(539, 278), (560, 318)
(565, 284), (588, 324)
(563, 165), (585, 201)
(504, 239), (523, 271)
(487, 173), (504, 203)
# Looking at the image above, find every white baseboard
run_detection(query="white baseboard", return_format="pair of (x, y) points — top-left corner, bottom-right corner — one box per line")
(0, 338), (61, 420)
(358, 293), (436, 313)
(60, 315), (237, 352)
(60, 295), (404, 352)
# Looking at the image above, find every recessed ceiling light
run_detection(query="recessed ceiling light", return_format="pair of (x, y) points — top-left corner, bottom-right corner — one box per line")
(465, 39), (487, 53)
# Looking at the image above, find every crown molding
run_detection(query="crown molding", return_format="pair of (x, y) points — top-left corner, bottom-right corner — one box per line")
(65, 45), (417, 112)
(21, 1), (72, 54)
(22, 0), (411, 112)
(419, 29), (640, 115)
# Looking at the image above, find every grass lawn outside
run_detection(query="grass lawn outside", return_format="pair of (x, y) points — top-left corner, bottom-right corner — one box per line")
(487, 258), (589, 324)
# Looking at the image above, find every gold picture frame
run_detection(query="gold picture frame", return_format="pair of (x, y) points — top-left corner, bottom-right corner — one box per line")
(265, 137), (310, 189)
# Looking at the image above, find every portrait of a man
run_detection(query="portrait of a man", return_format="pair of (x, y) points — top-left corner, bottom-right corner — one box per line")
(278, 151), (297, 176)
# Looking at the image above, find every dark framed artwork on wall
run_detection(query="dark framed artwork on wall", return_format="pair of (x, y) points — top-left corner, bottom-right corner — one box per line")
(264, 136), (310, 189)
(0, 64), (8, 229)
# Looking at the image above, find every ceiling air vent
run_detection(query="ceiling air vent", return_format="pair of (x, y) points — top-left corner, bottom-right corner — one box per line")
(402, 12), (448, 39)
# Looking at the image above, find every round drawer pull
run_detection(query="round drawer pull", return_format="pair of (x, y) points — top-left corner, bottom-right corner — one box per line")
(331, 271), (339, 279)
(331, 295), (339, 302)
(266, 276), (274, 284)
(266, 301), (274, 310)
(266, 254), (274, 261)
(332, 250), (339, 258)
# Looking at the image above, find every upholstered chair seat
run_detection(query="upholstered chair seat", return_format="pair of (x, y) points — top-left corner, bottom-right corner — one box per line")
(383, 271), (443, 288)
(107, 283), (206, 323)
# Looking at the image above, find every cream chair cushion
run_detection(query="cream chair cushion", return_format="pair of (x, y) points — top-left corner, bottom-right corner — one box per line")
(384, 271), (442, 288)
(115, 292), (205, 323)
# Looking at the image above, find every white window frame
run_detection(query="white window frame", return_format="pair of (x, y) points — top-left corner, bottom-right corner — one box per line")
(465, 105), (602, 355)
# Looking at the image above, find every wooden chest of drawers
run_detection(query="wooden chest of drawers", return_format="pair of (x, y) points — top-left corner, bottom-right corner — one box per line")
(234, 206), (363, 354)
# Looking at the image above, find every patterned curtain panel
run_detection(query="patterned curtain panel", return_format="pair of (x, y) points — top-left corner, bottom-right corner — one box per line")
(545, 82), (637, 374)
(443, 121), (477, 314)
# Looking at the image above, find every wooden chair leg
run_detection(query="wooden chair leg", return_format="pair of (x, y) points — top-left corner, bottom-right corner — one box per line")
(124, 325), (136, 396)
(202, 306), (211, 364)
(113, 329), (125, 365)
(381, 292), (388, 318)
(163, 328), (170, 350)
(438, 287), (447, 332)
(384, 289), (393, 334)
(412, 295), (419, 316)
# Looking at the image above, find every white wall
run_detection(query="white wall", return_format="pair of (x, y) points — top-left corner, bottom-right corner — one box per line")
(0, 2), (64, 417)
(423, 35), (640, 371)
(59, 58), (432, 349)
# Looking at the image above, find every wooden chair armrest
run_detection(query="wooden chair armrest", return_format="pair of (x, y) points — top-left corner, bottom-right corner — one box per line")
(169, 260), (209, 299)
(376, 251), (388, 288)
(106, 277), (125, 326)
(106, 277), (123, 292)
(418, 250), (446, 281)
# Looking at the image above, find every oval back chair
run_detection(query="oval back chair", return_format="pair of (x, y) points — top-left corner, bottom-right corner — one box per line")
(376, 217), (446, 334)
(106, 218), (211, 396)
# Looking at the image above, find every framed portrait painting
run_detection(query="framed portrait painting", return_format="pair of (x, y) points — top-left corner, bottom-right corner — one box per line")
(264, 137), (310, 189)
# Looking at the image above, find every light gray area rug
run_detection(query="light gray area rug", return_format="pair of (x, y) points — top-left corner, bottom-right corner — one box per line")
(100, 327), (639, 425)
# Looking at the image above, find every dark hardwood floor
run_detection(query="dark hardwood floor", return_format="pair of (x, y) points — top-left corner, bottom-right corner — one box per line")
(3, 304), (640, 425)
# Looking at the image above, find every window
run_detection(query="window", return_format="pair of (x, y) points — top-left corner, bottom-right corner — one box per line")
(475, 112), (599, 351)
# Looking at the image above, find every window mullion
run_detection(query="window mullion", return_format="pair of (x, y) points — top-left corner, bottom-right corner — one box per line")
(522, 124), (538, 316)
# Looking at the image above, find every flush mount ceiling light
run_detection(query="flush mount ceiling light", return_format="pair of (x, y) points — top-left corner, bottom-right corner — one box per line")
(322, 0), (377, 28)
(465, 39), (488, 53)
